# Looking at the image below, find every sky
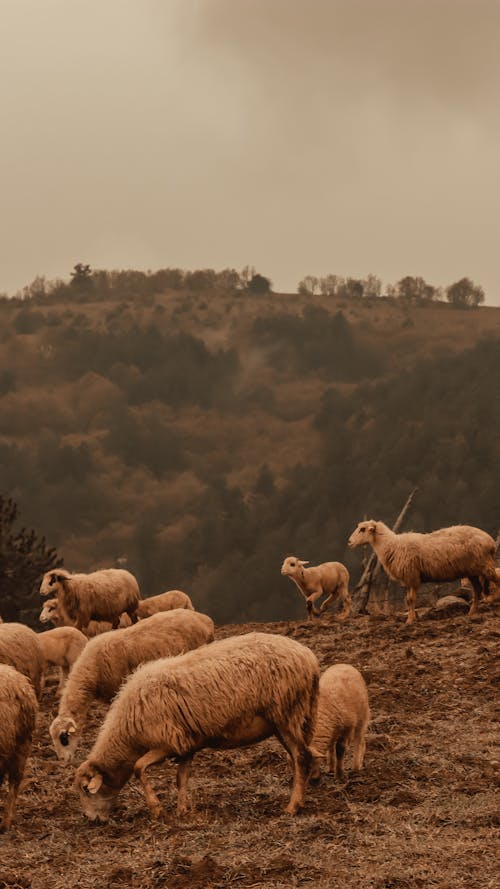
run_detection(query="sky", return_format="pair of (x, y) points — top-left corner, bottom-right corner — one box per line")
(1, 0), (499, 303)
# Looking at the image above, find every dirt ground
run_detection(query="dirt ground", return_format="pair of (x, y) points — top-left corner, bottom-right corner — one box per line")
(1, 606), (498, 889)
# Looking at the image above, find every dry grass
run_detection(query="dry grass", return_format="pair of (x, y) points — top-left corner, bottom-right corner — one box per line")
(1, 607), (498, 888)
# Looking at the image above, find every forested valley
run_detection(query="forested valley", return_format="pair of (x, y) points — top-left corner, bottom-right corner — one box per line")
(1, 268), (499, 624)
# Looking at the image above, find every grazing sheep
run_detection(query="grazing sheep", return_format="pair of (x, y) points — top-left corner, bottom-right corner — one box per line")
(348, 520), (498, 624)
(75, 631), (319, 822)
(0, 665), (38, 832)
(50, 609), (215, 762)
(135, 589), (194, 618)
(37, 627), (87, 696)
(281, 556), (351, 621)
(39, 568), (140, 632)
(310, 664), (370, 782)
(39, 597), (113, 638)
(0, 622), (44, 699)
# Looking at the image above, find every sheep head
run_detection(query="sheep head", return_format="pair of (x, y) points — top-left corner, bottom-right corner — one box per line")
(49, 715), (79, 763)
(348, 521), (378, 548)
(74, 763), (120, 822)
(280, 557), (309, 577)
(39, 570), (70, 597)
(39, 598), (59, 624)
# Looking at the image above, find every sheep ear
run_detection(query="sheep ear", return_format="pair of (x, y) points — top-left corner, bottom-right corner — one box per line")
(87, 774), (103, 794)
(298, 560), (309, 567)
(68, 724), (76, 735)
(368, 521), (377, 532)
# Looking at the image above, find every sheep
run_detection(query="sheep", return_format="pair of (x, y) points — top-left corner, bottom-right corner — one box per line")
(50, 609), (215, 763)
(348, 520), (498, 624)
(37, 626), (87, 696)
(39, 568), (140, 632)
(310, 664), (370, 782)
(281, 556), (351, 621)
(135, 589), (194, 618)
(74, 631), (319, 822)
(39, 597), (113, 637)
(0, 622), (44, 699)
(0, 664), (38, 832)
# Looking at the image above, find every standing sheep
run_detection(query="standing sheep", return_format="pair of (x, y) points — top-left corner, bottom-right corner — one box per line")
(39, 568), (140, 632)
(135, 589), (194, 618)
(0, 622), (44, 699)
(0, 665), (38, 832)
(348, 520), (498, 624)
(281, 556), (351, 621)
(37, 626), (87, 696)
(50, 609), (215, 762)
(75, 632), (319, 822)
(39, 597), (113, 637)
(310, 664), (370, 782)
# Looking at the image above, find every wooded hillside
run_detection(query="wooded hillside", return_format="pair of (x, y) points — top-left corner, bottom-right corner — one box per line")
(1, 272), (499, 623)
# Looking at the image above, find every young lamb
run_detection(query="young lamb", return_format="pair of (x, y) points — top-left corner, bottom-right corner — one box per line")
(39, 568), (140, 632)
(281, 556), (351, 621)
(0, 664), (38, 832)
(310, 664), (370, 782)
(39, 597), (113, 637)
(50, 609), (215, 762)
(0, 622), (45, 699)
(74, 631), (319, 822)
(348, 520), (498, 624)
(135, 589), (194, 618)
(37, 626), (87, 696)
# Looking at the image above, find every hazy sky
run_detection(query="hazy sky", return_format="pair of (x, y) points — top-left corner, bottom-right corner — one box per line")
(1, 0), (499, 302)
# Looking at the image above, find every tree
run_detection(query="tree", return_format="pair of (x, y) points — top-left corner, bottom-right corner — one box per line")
(0, 495), (62, 625)
(446, 277), (485, 308)
(298, 276), (320, 296)
(70, 263), (93, 292)
(247, 273), (272, 294)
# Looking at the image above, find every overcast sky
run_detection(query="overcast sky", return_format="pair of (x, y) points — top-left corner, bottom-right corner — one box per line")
(1, 0), (499, 302)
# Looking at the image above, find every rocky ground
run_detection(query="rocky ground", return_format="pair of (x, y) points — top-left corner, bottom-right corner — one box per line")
(1, 604), (498, 888)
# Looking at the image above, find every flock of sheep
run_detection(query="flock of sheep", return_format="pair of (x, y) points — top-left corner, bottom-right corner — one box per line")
(0, 517), (498, 831)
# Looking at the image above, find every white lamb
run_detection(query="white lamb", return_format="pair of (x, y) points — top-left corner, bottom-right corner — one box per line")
(281, 556), (351, 620)
(39, 597), (113, 637)
(37, 626), (87, 696)
(74, 632), (320, 822)
(0, 665), (38, 832)
(348, 519), (498, 624)
(50, 609), (215, 762)
(310, 664), (370, 781)
(40, 568), (140, 631)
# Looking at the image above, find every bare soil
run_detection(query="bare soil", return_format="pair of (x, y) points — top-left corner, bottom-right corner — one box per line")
(1, 607), (498, 888)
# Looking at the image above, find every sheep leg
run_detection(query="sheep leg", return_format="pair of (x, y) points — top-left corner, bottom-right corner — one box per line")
(335, 736), (346, 780)
(336, 586), (352, 621)
(468, 577), (482, 616)
(405, 587), (418, 624)
(175, 754), (194, 816)
(306, 593), (322, 619)
(351, 726), (366, 771)
(134, 748), (168, 819)
(327, 739), (337, 775)
(319, 593), (333, 614)
(0, 754), (27, 832)
(276, 729), (312, 815)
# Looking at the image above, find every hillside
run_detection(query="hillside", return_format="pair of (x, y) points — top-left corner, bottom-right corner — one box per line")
(1, 608), (498, 888)
(1, 280), (499, 624)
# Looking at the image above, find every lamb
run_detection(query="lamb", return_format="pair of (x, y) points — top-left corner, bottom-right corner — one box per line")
(37, 626), (87, 696)
(74, 631), (319, 822)
(50, 609), (215, 762)
(39, 568), (140, 632)
(281, 556), (351, 621)
(135, 589), (194, 618)
(0, 622), (45, 699)
(310, 664), (370, 782)
(0, 665), (38, 832)
(39, 597), (113, 637)
(348, 520), (498, 624)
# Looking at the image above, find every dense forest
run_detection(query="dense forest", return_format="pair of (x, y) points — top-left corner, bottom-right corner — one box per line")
(1, 267), (499, 625)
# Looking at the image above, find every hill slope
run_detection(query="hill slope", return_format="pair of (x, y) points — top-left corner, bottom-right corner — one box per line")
(1, 608), (498, 889)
